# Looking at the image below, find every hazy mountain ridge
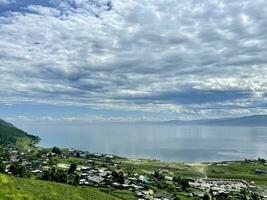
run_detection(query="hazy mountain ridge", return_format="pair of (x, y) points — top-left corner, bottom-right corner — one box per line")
(163, 115), (267, 126)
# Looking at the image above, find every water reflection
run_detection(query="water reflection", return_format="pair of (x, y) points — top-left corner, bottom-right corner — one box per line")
(16, 123), (267, 162)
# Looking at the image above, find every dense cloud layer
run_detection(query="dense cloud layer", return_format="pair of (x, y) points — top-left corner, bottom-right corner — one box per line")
(1, 0), (267, 119)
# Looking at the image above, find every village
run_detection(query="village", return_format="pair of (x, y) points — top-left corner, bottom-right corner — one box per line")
(0, 145), (265, 200)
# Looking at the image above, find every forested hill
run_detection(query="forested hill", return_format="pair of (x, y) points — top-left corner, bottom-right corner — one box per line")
(0, 119), (14, 127)
(0, 119), (39, 145)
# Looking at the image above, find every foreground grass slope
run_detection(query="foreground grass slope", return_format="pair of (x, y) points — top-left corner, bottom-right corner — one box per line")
(0, 173), (135, 200)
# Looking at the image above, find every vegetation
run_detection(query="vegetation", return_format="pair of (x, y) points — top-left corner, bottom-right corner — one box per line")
(206, 161), (267, 185)
(0, 118), (266, 199)
(0, 119), (39, 146)
(0, 162), (5, 173)
(9, 163), (30, 178)
(112, 170), (125, 184)
(68, 162), (77, 174)
(52, 146), (62, 155)
(173, 176), (190, 191)
(0, 173), (131, 200)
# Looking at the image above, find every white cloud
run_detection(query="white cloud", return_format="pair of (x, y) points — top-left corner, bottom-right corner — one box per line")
(0, 0), (11, 5)
(27, 5), (61, 17)
(1, 0), (267, 119)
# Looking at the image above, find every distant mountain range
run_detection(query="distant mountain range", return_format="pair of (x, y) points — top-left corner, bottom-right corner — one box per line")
(162, 115), (267, 127)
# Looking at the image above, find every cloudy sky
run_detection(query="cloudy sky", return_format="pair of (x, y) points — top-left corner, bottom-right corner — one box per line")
(1, 0), (267, 123)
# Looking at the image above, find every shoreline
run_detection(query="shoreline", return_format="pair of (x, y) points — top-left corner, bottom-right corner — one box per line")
(37, 143), (262, 165)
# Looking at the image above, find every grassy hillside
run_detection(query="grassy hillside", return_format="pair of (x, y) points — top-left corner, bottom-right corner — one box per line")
(0, 173), (135, 200)
(0, 119), (39, 146)
(206, 162), (267, 185)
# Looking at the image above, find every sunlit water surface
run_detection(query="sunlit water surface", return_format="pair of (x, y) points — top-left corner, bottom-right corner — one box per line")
(16, 123), (267, 162)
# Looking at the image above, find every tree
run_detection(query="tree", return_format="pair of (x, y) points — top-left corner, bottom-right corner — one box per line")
(0, 162), (5, 173)
(52, 146), (61, 155)
(68, 163), (77, 174)
(239, 188), (247, 200)
(216, 193), (228, 200)
(257, 157), (266, 164)
(251, 193), (261, 200)
(9, 163), (28, 177)
(55, 169), (68, 183)
(42, 170), (51, 181)
(203, 194), (210, 200)
(153, 170), (165, 181)
(156, 180), (169, 190)
(172, 193), (180, 200)
(180, 178), (190, 191)
(173, 176), (182, 184)
(68, 174), (80, 186)
(112, 170), (124, 184)
(41, 168), (68, 183)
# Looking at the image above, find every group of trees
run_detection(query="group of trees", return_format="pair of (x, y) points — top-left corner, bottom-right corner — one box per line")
(42, 168), (68, 183)
(257, 157), (266, 164)
(0, 162), (5, 173)
(52, 147), (61, 155)
(153, 170), (165, 181)
(41, 162), (79, 186)
(9, 163), (31, 177)
(112, 170), (125, 184)
(68, 163), (77, 174)
(151, 171), (191, 194)
(173, 176), (190, 191)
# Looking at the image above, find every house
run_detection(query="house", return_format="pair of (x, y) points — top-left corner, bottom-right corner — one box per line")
(79, 179), (87, 185)
(139, 175), (150, 184)
(88, 176), (105, 185)
(32, 169), (42, 174)
(113, 182), (122, 188)
(79, 151), (87, 158)
(193, 192), (205, 198)
(68, 149), (75, 156)
(105, 154), (114, 159)
(131, 184), (144, 190)
(99, 171), (111, 178)
(255, 169), (266, 174)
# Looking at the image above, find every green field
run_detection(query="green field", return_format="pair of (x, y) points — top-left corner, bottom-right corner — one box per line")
(206, 162), (267, 185)
(0, 173), (136, 200)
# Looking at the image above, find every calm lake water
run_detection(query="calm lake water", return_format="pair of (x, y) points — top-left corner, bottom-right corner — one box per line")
(16, 123), (267, 162)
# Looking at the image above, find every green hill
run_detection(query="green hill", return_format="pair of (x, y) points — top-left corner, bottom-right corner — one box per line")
(0, 173), (134, 200)
(0, 119), (14, 127)
(0, 119), (39, 146)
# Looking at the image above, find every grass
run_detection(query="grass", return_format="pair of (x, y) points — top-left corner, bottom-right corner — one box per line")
(100, 188), (137, 200)
(116, 158), (204, 178)
(15, 137), (34, 150)
(0, 173), (136, 200)
(206, 161), (267, 185)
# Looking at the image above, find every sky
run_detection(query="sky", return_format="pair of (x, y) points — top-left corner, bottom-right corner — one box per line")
(1, 0), (267, 123)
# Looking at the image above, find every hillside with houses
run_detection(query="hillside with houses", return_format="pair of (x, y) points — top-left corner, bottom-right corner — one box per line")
(0, 119), (267, 200)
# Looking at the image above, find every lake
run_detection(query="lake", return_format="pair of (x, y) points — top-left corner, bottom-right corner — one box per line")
(16, 123), (267, 162)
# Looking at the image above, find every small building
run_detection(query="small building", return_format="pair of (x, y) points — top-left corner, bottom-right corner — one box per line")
(193, 192), (205, 198)
(88, 176), (105, 185)
(255, 169), (266, 174)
